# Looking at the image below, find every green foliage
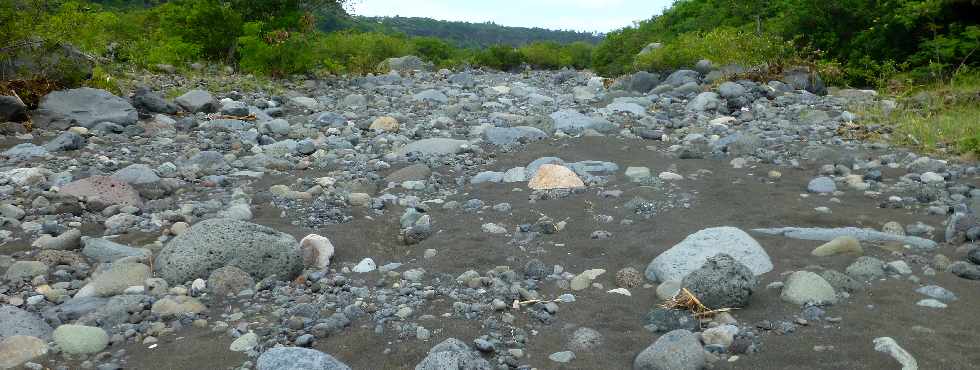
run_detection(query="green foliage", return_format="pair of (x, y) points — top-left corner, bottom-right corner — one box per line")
(237, 22), (318, 77)
(411, 37), (455, 68)
(355, 16), (602, 49)
(634, 27), (792, 72)
(319, 31), (415, 74)
(158, 0), (242, 60)
(595, 0), (980, 86)
(475, 45), (525, 71)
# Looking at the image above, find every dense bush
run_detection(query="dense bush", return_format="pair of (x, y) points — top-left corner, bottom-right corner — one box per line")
(475, 45), (525, 71)
(594, 0), (980, 86)
(634, 27), (792, 72)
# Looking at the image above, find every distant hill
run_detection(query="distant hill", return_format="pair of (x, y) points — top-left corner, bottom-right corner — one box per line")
(350, 16), (604, 49)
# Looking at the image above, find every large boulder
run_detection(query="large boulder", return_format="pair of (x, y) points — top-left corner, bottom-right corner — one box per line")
(0, 95), (28, 122)
(0, 305), (53, 340)
(416, 338), (492, 370)
(782, 66), (827, 96)
(549, 109), (616, 134)
(257, 347), (351, 370)
(34, 88), (137, 130)
(482, 126), (548, 146)
(52, 324), (108, 355)
(0, 39), (93, 86)
(394, 138), (469, 157)
(175, 89), (218, 113)
(60, 176), (143, 208)
(681, 254), (757, 308)
(633, 329), (705, 370)
(780, 271), (837, 305)
(155, 219), (302, 283)
(646, 227), (772, 282)
(0, 335), (49, 369)
(131, 86), (177, 114)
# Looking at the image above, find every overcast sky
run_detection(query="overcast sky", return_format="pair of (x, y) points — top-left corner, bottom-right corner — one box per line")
(348, 0), (674, 33)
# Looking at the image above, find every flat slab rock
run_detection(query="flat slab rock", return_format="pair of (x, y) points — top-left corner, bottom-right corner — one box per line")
(752, 226), (937, 250)
(59, 176), (143, 208)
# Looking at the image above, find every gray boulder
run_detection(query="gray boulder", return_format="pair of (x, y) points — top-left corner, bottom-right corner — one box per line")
(681, 254), (757, 308)
(131, 86), (177, 114)
(413, 89), (449, 103)
(416, 338), (492, 370)
(846, 256), (886, 281)
(0, 305), (54, 340)
(310, 112), (346, 127)
(257, 347), (350, 370)
(483, 126), (548, 146)
(549, 109), (616, 134)
(686, 92), (724, 112)
(155, 218), (302, 283)
(3, 143), (48, 161)
(175, 89), (218, 113)
(111, 164), (161, 185)
(783, 67), (827, 95)
(0, 95), (28, 122)
(180, 151), (230, 176)
(394, 138), (468, 157)
(43, 131), (85, 152)
(646, 227), (773, 282)
(662, 70), (700, 87)
(633, 329), (705, 370)
(717, 81), (746, 99)
(34, 88), (137, 130)
(626, 71), (660, 93)
(82, 237), (151, 263)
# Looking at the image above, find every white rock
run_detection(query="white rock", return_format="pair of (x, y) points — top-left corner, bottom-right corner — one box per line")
(352, 258), (377, 273)
(300, 234), (335, 269)
(645, 227), (773, 282)
(915, 299), (947, 309)
(873, 337), (917, 370)
(658, 172), (683, 181)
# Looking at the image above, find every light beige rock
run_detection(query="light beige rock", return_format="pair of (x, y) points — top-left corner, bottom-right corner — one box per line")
(811, 236), (863, 257)
(882, 221), (905, 236)
(528, 164), (585, 190)
(151, 295), (206, 316)
(570, 269), (605, 291)
(300, 234), (334, 269)
(370, 116), (399, 132)
(0, 335), (48, 369)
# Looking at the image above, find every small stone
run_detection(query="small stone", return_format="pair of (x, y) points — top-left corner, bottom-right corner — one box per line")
(916, 298), (947, 308)
(230, 332), (259, 352)
(549, 351), (576, 363)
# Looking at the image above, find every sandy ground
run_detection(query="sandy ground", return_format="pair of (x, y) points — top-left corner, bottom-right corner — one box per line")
(37, 136), (980, 369)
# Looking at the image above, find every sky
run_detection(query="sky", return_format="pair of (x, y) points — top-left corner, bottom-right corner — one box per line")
(347, 0), (674, 33)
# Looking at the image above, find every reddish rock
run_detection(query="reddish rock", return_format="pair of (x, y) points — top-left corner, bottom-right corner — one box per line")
(60, 176), (142, 208)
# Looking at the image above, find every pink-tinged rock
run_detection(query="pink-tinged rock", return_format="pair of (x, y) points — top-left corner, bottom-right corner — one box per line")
(300, 234), (335, 269)
(60, 176), (142, 208)
(528, 164), (585, 190)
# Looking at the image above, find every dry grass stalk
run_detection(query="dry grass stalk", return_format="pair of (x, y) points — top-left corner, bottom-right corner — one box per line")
(661, 288), (735, 319)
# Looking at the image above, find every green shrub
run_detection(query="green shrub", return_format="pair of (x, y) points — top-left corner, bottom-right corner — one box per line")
(475, 44), (524, 71)
(520, 41), (564, 69)
(411, 36), (455, 68)
(634, 27), (793, 72)
(237, 22), (318, 77)
(563, 41), (593, 70)
(158, 0), (242, 61)
(319, 31), (414, 74)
